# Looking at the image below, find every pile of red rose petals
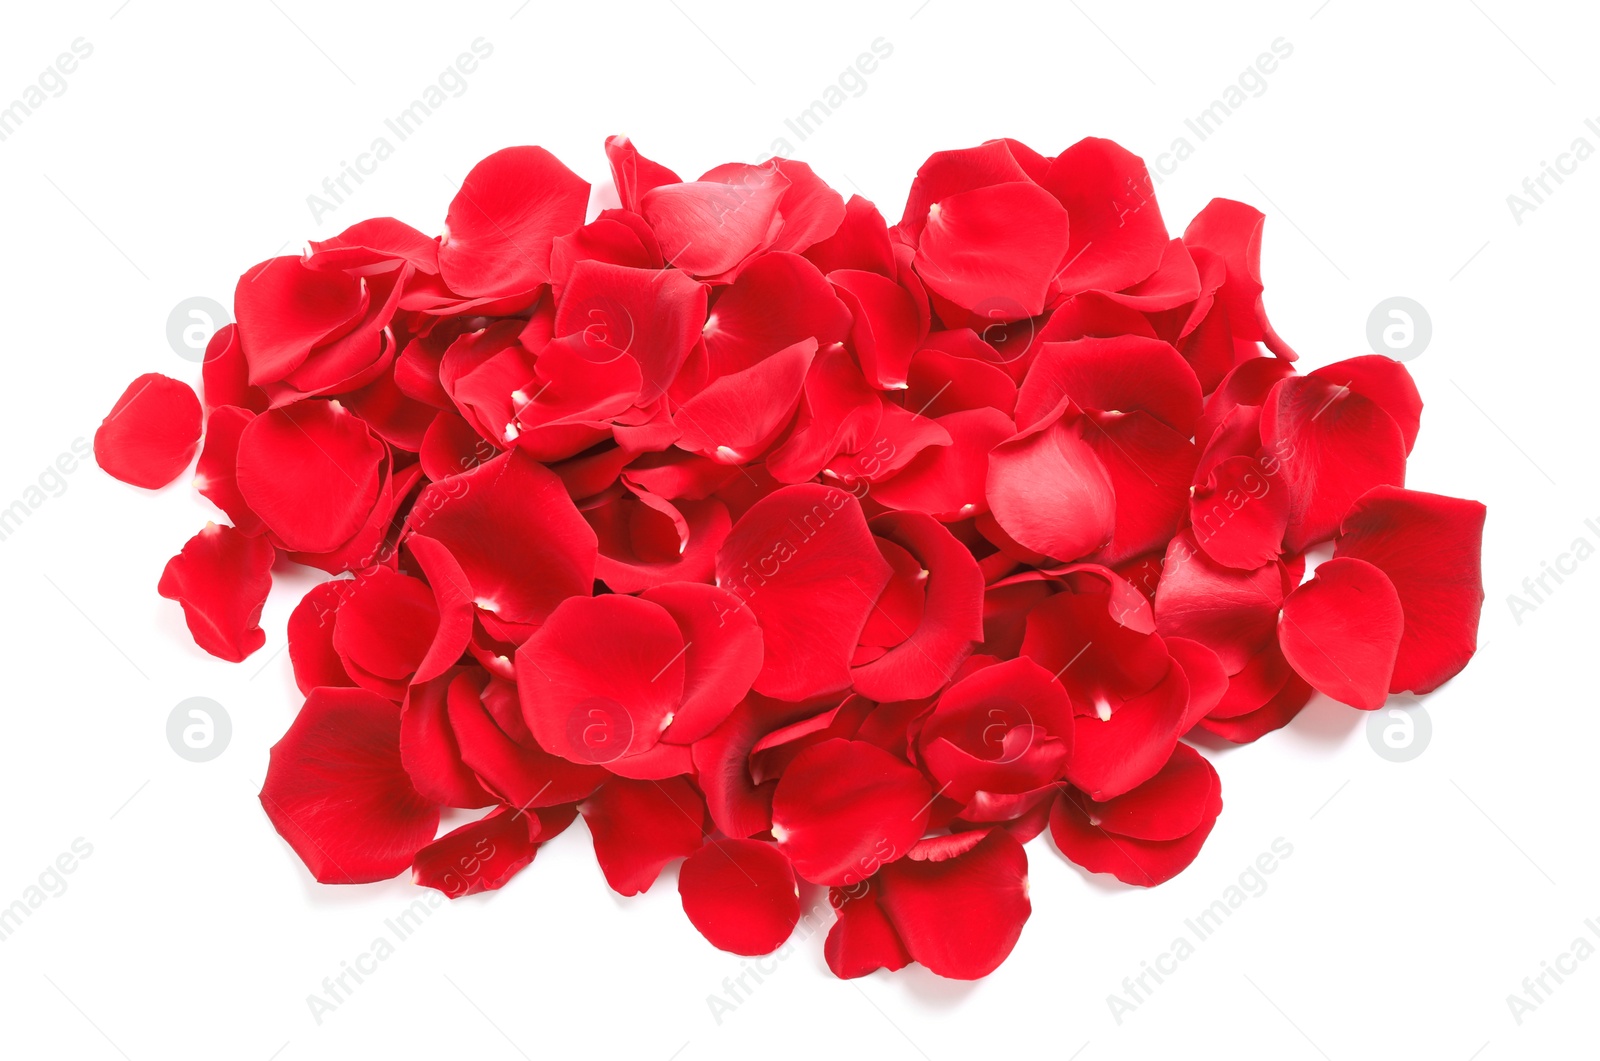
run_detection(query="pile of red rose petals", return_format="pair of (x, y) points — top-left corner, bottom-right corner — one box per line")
(95, 136), (1486, 980)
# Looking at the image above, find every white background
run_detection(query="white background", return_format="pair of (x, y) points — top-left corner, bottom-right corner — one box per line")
(0, 1), (1594, 1058)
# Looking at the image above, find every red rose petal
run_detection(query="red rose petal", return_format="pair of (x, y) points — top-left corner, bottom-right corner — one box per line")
(259, 687), (439, 884)
(412, 806), (542, 898)
(408, 449), (597, 625)
(94, 373), (203, 489)
(1260, 374), (1407, 554)
(1335, 486), (1486, 694)
(439, 146), (590, 298)
(876, 830), (1031, 980)
(913, 181), (1070, 318)
(1278, 556), (1403, 709)
(157, 523), (274, 662)
(715, 483), (892, 700)
(678, 838), (802, 956)
(582, 776), (708, 896)
(236, 400), (385, 552)
(771, 738), (933, 886)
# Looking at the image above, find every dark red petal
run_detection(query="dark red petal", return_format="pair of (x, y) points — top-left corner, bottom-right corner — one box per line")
(771, 738), (932, 886)
(1261, 375), (1408, 553)
(94, 374), (202, 489)
(824, 881), (911, 979)
(987, 417), (1115, 562)
(1335, 486), (1486, 694)
(1197, 669), (1313, 743)
(157, 523), (274, 662)
(876, 830), (1030, 980)
(715, 483), (892, 700)
(408, 449), (597, 625)
(582, 776), (708, 896)
(259, 687), (439, 884)
(412, 806), (542, 898)
(518, 594), (685, 765)
(236, 400), (384, 552)
(438, 146), (589, 298)
(678, 838), (801, 956)
(1278, 556), (1403, 709)
(1153, 530), (1284, 673)
(1165, 637), (1228, 731)
(913, 181), (1069, 318)
(641, 581), (763, 744)
(400, 672), (494, 809)
(1041, 137), (1169, 296)
(1048, 749), (1221, 887)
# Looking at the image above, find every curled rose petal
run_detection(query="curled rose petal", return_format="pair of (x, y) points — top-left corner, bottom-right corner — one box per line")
(157, 523), (274, 662)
